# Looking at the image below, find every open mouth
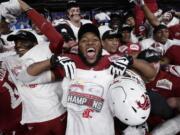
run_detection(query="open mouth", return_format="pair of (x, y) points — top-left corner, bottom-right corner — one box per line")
(86, 48), (96, 58)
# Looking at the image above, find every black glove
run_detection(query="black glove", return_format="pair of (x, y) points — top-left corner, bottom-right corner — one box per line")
(109, 56), (133, 77)
(50, 55), (76, 79)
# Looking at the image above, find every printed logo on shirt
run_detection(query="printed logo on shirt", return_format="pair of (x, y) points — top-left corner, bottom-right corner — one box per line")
(82, 108), (94, 118)
(156, 79), (172, 90)
(67, 91), (104, 112)
(67, 81), (104, 112)
(11, 66), (22, 77)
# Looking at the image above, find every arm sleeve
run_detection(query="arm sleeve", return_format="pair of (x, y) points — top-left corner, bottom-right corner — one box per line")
(168, 24), (180, 40)
(17, 69), (52, 84)
(26, 9), (64, 55)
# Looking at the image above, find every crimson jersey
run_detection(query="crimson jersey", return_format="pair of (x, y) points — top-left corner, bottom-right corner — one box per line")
(168, 24), (180, 40)
(0, 66), (22, 133)
(53, 54), (111, 77)
(146, 70), (180, 99)
(164, 45), (180, 65)
(146, 70), (180, 128)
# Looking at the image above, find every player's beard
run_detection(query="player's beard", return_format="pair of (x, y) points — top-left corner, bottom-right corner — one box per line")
(78, 47), (102, 67)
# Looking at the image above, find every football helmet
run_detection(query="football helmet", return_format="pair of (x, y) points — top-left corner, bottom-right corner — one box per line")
(108, 75), (151, 126)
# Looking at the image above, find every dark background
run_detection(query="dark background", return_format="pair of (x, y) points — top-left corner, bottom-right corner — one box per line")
(0, 0), (179, 12)
(0, 0), (179, 29)
(21, 0), (180, 11)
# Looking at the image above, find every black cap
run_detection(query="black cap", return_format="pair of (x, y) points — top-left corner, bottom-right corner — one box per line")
(67, 0), (79, 10)
(137, 49), (161, 63)
(55, 23), (76, 42)
(78, 23), (100, 41)
(7, 30), (38, 43)
(102, 30), (120, 40)
(121, 24), (133, 32)
(153, 24), (168, 34)
(0, 16), (7, 23)
(110, 13), (121, 20)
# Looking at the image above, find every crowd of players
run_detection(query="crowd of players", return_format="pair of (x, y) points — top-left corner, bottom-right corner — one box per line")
(0, 0), (180, 135)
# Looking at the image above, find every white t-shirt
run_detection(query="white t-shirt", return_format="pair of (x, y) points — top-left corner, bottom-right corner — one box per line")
(4, 44), (65, 124)
(67, 19), (92, 40)
(62, 69), (115, 135)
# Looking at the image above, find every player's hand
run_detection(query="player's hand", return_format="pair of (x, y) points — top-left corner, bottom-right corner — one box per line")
(128, 0), (145, 7)
(7, 0), (21, 15)
(0, 0), (22, 23)
(109, 56), (133, 77)
(50, 55), (76, 79)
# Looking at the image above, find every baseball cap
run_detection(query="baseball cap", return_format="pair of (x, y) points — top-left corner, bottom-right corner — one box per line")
(137, 49), (161, 63)
(102, 30), (120, 40)
(67, 0), (79, 10)
(55, 23), (76, 42)
(153, 24), (168, 34)
(121, 24), (133, 32)
(78, 23), (100, 41)
(7, 30), (38, 43)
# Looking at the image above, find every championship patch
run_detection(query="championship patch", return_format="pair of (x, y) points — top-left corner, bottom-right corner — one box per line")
(67, 91), (104, 112)
(156, 79), (172, 90)
(67, 81), (104, 112)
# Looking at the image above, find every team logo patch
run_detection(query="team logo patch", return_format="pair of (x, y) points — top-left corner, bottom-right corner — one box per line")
(118, 45), (128, 53)
(156, 79), (172, 90)
(129, 44), (140, 51)
(175, 32), (180, 37)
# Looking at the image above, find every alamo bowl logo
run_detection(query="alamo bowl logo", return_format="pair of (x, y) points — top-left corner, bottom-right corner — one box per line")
(67, 82), (104, 112)
(136, 94), (150, 110)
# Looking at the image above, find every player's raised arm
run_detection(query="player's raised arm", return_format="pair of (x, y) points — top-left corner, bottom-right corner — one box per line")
(18, 0), (64, 54)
